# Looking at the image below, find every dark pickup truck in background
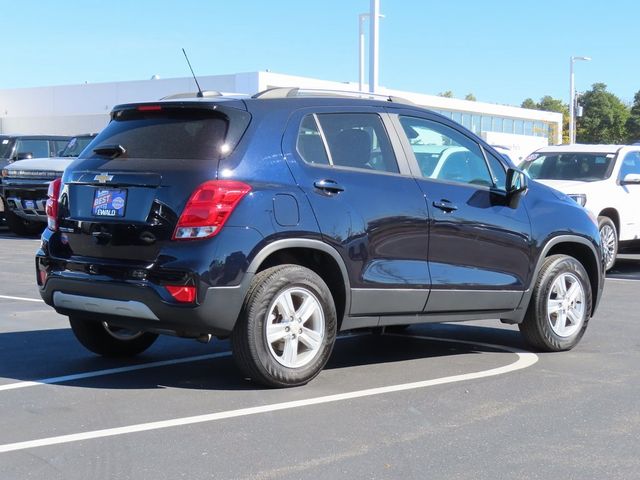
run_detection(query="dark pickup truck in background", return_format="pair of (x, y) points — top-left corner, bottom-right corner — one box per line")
(1, 134), (95, 235)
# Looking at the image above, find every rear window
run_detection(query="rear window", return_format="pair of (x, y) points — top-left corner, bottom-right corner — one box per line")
(83, 107), (249, 160)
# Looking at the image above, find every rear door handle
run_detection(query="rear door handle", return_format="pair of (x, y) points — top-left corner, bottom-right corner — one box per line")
(314, 179), (344, 194)
(432, 200), (458, 212)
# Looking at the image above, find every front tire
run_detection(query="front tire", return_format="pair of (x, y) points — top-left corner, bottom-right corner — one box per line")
(232, 265), (337, 388)
(519, 255), (592, 352)
(69, 316), (158, 357)
(598, 216), (618, 271)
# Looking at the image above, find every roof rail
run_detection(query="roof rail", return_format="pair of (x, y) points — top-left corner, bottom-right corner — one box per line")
(160, 90), (223, 100)
(252, 87), (414, 105)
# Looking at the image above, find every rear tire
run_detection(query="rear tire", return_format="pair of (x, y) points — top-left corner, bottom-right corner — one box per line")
(69, 316), (158, 357)
(5, 208), (43, 236)
(519, 255), (592, 352)
(598, 216), (618, 271)
(232, 265), (337, 388)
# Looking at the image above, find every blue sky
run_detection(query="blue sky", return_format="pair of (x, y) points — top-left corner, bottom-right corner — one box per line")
(1, 0), (638, 106)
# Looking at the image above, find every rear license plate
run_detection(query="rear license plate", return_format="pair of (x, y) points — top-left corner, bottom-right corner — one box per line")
(92, 189), (127, 217)
(24, 200), (36, 209)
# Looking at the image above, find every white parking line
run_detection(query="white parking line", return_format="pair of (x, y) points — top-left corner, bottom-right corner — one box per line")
(0, 335), (538, 454)
(0, 352), (232, 392)
(0, 295), (44, 303)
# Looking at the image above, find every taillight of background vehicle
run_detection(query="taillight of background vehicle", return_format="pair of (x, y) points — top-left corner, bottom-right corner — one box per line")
(173, 180), (251, 240)
(45, 178), (62, 231)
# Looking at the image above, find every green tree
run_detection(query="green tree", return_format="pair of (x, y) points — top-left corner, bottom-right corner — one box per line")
(438, 91), (454, 98)
(577, 83), (629, 144)
(465, 93), (476, 101)
(625, 90), (640, 143)
(521, 98), (537, 109)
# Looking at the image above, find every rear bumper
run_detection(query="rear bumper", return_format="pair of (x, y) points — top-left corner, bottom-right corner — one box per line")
(37, 261), (253, 337)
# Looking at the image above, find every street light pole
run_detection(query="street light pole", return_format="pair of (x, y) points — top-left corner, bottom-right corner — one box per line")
(569, 55), (591, 144)
(369, 0), (380, 93)
(358, 14), (368, 92)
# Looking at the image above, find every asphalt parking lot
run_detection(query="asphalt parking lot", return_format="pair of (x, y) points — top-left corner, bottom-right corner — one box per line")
(0, 228), (639, 480)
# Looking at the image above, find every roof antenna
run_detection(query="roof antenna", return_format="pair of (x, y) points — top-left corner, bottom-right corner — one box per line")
(182, 48), (203, 98)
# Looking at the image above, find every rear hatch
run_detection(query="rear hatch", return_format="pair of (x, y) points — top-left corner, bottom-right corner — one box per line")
(55, 101), (250, 263)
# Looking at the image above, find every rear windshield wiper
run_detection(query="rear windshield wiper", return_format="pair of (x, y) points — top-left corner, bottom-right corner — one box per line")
(93, 144), (126, 158)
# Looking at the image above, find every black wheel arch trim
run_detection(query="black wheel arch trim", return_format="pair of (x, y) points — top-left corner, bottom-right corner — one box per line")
(245, 238), (352, 318)
(518, 234), (604, 317)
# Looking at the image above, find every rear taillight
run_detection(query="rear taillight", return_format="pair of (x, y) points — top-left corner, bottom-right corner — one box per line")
(45, 178), (62, 231)
(173, 180), (251, 240)
(165, 285), (197, 303)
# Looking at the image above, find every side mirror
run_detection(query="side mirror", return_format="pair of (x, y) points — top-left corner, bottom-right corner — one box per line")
(506, 168), (528, 197)
(15, 152), (33, 161)
(621, 173), (640, 185)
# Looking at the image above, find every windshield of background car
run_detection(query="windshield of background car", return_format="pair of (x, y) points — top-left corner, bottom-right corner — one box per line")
(0, 137), (15, 159)
(520, 152), (615, 182)
(59, 136), (95, 157)
(81, 107), (244, 160)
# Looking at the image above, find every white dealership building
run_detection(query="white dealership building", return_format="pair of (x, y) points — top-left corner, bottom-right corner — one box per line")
(0, 71), (562, 160)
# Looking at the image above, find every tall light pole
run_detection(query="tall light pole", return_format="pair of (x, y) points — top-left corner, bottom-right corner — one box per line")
(358, 14), (368, 92)
(358, 6), (385, 93)
(369, 0), (380, 93)
(569, 56), (591, 144)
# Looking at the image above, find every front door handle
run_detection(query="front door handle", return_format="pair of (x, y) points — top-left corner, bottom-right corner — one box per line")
(314, 179), (344, 194)
(432, 200), (458, 213)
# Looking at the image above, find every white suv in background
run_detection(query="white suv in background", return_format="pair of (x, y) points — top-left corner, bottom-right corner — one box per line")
(520, 144), (640, 271)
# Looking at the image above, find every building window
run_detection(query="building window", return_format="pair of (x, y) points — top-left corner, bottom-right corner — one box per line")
(503, 118), (514, 134)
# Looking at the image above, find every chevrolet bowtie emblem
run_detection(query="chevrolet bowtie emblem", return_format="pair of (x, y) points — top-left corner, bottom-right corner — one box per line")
(94, 173), (114, 184)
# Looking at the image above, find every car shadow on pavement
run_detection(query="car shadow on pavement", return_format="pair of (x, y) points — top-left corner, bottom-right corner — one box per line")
(0, 323), (528, 392)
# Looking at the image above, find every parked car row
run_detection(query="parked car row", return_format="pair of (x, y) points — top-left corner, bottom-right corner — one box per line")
(0, 134), (96, 235)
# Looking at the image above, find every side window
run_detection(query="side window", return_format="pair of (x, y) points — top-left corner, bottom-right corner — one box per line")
(316, 113), (399, 173)
(14, 139), (50, 159)
(399, 116), (493, 187)
(296, 115), (330, 166)
(483, 149), (507, 190)
(619, 151), (640, 179)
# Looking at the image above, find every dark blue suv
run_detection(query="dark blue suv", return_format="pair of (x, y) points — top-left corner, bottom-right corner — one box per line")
(36, 89), (605, 387)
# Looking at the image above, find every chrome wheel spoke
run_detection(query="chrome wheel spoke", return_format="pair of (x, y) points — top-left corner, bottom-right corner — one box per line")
(566, 282), (581, 303)
(282, 335), (299, 365)
(566, 308), (581, 326)
(548, 299), (563, 315)
(299, 327), (322, 351)
(276, 292), (296, 320)
(554, 311), (567, 335)
(297, 296), (319, 324)
(266, 323), (289, 344)
(554, 277), (567, 297)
